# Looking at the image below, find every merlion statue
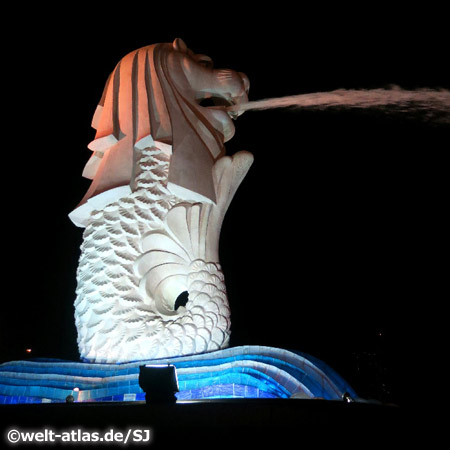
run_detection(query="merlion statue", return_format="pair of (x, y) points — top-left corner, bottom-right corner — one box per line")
(69, 38), (253, 363)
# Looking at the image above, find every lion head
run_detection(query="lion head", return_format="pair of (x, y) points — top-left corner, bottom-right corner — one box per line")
(72, 38), (249, 225)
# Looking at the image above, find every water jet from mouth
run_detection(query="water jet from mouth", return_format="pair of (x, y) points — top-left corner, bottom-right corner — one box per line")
(228, 86), (450, 124)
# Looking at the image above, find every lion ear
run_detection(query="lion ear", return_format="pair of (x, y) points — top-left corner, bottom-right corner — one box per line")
(173, 38), (188, 53)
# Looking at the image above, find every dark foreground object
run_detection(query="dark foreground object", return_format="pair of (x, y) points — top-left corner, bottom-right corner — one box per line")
(1, 399), (404, 448)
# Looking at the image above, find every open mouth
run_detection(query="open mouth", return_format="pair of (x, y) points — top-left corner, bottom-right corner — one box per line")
(197, 96), (239, 120)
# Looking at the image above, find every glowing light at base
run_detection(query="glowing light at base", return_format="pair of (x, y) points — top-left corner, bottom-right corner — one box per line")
(0, 346), (357, 404)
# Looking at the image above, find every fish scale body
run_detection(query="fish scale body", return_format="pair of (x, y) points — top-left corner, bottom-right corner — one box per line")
(74, 148), (231, 363)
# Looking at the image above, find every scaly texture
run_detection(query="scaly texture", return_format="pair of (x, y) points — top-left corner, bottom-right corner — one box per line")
(74, 148), (231, 363)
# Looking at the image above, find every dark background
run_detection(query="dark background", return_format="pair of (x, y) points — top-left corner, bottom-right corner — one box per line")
(1, 7), (447, 407)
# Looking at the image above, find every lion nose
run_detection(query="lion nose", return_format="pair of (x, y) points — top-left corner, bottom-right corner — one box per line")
(231, 73), (249, 117)
(239, 72), (250, 94)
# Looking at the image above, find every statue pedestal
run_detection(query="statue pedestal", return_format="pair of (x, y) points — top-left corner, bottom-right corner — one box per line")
(1, 346), (406, 447)
(0, 345), (356, 403)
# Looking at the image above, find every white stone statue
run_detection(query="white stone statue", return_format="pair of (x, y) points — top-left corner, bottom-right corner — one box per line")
(69, 38), (253, 363)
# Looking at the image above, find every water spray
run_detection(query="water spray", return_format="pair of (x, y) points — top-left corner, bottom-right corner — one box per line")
(227, 87), (450, 124)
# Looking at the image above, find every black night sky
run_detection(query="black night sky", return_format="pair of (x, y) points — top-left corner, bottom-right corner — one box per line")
(1, 7), (447, 408)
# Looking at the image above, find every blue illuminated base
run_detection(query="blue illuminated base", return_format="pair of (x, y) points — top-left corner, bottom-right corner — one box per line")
(0, 345), (357, 404)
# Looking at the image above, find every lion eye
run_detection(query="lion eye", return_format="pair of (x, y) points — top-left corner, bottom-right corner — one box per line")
(196, 55), (213, 69)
